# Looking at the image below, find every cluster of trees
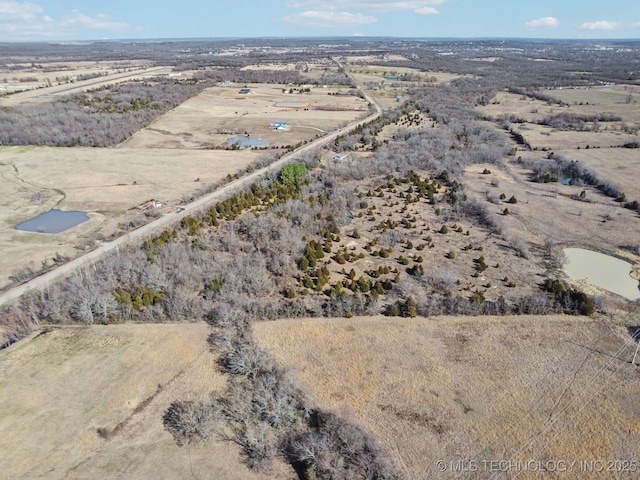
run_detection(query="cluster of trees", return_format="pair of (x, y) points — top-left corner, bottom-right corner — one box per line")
(201, 68), (304, 85)
(543, 279), (595, 316)
(537, 112), (622, 131)
(522, 155), (628, 201)
(0, 78), (210, 146)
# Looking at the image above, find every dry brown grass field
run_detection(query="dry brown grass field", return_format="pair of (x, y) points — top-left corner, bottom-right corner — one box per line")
(0, 323), (294, 480)
(552, 148), (640, 200)
(121, 84), (368, 150)
(254, 315), (640, 480)
(479, 88), (640, 151)
(462, 159), (640, 291)
(477, 88), (640, 218)
(0, 145), (260, 287)
(0, 83), (367, 288)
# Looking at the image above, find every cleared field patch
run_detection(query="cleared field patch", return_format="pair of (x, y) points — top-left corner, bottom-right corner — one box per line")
(479, 90), (558, 123)
(121, 84), (369, 150)
(254, 315), (640, 480)
(511, 123), (638, 150)
(0, 323), (292, 479)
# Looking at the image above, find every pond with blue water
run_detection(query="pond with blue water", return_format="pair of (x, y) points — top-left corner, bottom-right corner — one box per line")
(226, 135), (269, 147)
(15, 209), (89, 234)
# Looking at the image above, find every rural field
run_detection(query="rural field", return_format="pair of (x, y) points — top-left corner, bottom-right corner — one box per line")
(121, 83), (369, 150)
(462, 158), (640, 270)
(0, 322), (294, 480)
(2, 38), (640, 480)
(0, 82), (368, 289)
(254, 315), (640, 480)
(0, 145), (262, 287)
(477, 87), (640, 183)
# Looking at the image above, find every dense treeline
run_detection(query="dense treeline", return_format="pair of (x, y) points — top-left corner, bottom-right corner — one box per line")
(0, 78), (210, 146)
(162, 304), (400, 478)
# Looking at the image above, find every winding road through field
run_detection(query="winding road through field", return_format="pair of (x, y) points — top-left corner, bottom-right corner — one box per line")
(0, 69), (381, 306)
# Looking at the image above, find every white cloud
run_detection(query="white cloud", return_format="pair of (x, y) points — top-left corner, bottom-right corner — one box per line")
(525, 17), (559, 30)
(0, 1), (136, 40)
(415, 7), (439, 15)
(287, 0), (446, 13)
(579, 20), (619, 30)
(0, 0), (40, 17)
(60, 10), (132, 32)
(282, 10), (377, 28)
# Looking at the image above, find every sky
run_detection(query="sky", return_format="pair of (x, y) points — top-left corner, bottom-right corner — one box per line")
(1, 0), (640, 42)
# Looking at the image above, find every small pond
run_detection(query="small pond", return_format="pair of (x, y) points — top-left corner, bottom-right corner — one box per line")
(15, 209), (89, 234)
(563, 248), (640, 300)
(226, 135), (269, 147)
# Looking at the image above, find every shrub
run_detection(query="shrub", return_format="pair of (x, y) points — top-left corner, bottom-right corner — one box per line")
(279, 162), (308, 185)
(163, 399), (218, 446)
(385, 303), (400, 316)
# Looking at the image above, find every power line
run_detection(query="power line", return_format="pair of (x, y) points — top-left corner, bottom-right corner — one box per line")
(488, 331), (636, 480)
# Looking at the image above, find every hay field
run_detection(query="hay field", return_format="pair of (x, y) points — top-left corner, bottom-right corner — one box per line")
(121, 84), (369, 150)
(0, 323), (293, 480)
(478, 88), (640, 210)
(255, 315), (640, 480)
(481, 88), (640, 125)
(510, 124), (638, 150)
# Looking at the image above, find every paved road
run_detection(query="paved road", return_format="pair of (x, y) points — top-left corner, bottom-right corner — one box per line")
(0, 79), (381, 306)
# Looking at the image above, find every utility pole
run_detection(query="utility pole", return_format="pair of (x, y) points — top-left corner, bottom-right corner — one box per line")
(632, 328), (640, 366)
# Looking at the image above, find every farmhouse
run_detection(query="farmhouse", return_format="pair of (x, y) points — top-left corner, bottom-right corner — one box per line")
(273, 122), (288, 131)
(238, 88), (251, 94)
